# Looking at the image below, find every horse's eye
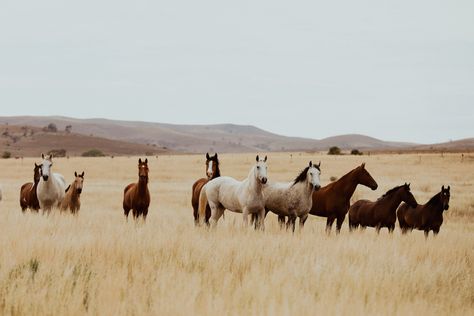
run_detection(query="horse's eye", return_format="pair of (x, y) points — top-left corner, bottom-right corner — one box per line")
(257, 166), (260, 169)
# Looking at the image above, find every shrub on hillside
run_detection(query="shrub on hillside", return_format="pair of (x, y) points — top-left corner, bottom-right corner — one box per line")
(328, 146), (341, 155)
(82, 149), (105, 157)
(351, 149), (363, 155)
(2, 151), (11, 159)
(48, 149), (67, 157)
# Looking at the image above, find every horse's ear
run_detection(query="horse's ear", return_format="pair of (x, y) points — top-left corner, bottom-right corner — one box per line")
(35, 162), (38, 167)
(442, 185), (445, 191)
(317, 161), (321, 168)
(214, 153), (218, 159)
(361, 162), (365, 168)
(264, 155), (267, 162)
(81, 171), (85, 177)
(139, 158), (142, 164)
(447, 185), (450, 191)
(145, 158), (148, 164)
(75, 171), (77, 177)
(309, 161), (312, 167)
(41, 153), (44, 159)
(206, 153), (210, 159)
(256, 155), (259, 162)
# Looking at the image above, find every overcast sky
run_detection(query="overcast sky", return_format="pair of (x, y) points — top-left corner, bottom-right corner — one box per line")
(0, 0), (473, 144)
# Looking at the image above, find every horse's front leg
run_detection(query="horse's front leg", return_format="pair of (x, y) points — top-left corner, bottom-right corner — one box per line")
(242, 207), (250, 227)
(257, 208), (265, 231)
(299, 213), (308, 230)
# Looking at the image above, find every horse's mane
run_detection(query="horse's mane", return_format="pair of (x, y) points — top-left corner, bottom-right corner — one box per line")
(211, 156), (221, 177)
(426, 192), (441, 206)
(293, 166), (310, 185)
(377, 185), (404, 201)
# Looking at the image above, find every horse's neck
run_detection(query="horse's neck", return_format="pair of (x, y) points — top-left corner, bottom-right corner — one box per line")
(247, 168), (262, 195)
(380, 191), (403, 211)
(137, 177), (148, 193)
(293, 180), (313, 197)
(333, 169), (359, 199)
(213, 165), (221, 179)
(426, 194), (443, 212)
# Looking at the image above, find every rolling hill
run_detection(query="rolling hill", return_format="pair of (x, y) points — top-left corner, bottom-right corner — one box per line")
(0, 116), (420, 154)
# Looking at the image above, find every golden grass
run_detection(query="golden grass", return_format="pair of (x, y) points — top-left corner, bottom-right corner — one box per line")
(0, 153), (473, 315)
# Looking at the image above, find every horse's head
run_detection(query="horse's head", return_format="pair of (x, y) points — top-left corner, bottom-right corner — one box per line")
(255, 155), (268, 184)
(357, 163), (378, 190)
(440, 185), (451, 211)
(138, 158), (149, 181)
(205, 152), (219, 179)
(33, 163), (42, 183)
(307, 161), (321, 190)
(74, 171), (85, 194)
(401, 183), (417, 208)
(40, 153), (53, 181)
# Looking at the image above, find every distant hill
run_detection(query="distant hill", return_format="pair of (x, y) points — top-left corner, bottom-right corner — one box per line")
(0, 124), (166, 157)
(0, 116), (421, 154)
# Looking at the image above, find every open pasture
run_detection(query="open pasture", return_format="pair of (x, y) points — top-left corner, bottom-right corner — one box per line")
(0, 153), (473, 315)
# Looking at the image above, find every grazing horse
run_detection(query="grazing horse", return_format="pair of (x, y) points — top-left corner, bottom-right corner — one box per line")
(123, 158), (150, 220)
(191, 153), (221, 225)
(263, 161), (321, 232)
(349, 183), (418, 233)
(397, 185), (450, 237)
(309, 163), (378, 233)
(20, 163), (42, 212)
(37, 154), (67, 212)
(60, 171), (85, 214)
(199, 155), (268, 229)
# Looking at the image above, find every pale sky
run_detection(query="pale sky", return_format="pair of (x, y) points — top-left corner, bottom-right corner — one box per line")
(0, 0), (473, 144)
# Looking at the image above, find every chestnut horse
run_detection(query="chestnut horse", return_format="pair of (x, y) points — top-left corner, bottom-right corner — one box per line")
(397, 185), (450, 237)
(19, 163), (42, 212)
(123, 158), (150, 220)
(191, 153), (221, 225)
(60, 171), (84, 214)
(349, 183), (418, 233)
(309, 163), (378, 233)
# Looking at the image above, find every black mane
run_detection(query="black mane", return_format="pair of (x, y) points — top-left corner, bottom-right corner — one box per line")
(293, 166), (310, 185)
(377, 185), (405, 200)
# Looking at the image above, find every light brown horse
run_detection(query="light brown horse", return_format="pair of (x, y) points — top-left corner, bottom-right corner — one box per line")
(308, 163), (378, 233)
(60, 171), (84, 214)
(191, 153), (220, 225)
(349, 183), (418, 233)
(19, 163), (42, 212)
(397, 185), (450, 237)
(123, 158), (150, 220)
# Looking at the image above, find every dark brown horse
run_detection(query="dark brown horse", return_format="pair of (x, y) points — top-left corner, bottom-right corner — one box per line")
(19, 163), (42, 212)
(397, 185), (450, 237)
(349, 183), (418, 233)
(308, 163), (378, 233)
(191, 153), (220, 225)
(123, 158), (150, 220)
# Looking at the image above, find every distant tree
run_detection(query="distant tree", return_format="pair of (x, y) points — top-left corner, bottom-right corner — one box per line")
(351, 149), (363, 155)
(82, 149), (105, 157)
(2, 151), (11, 159)
(48, 149), (67, 157)
(44, 123), (58, 132)
(65, 125), (72, 133)
(328, 146), (341, 155)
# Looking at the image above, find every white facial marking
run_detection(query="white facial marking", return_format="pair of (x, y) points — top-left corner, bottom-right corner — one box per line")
(309, 166), (321, 188)
(207, 160), (213, 176)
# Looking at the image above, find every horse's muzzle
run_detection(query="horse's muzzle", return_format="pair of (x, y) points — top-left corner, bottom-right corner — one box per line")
(314, 184), (321, 191)
(42, 175), (49, 181)
(207, 172), (213, 178)
(371, 184), (378, 190)
(76, 188), (82, 194)
(261, 177), (267, 184)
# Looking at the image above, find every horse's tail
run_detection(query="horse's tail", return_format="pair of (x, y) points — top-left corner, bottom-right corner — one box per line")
(198, 185), (208, 225)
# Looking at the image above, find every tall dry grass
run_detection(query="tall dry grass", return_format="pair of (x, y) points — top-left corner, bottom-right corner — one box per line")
(0, 153), (473, 315)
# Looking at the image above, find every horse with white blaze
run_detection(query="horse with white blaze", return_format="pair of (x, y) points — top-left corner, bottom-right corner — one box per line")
(199, 155), (268, 229)
(37, 154), (67, 212)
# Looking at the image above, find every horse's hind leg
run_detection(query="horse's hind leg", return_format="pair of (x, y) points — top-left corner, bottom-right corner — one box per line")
(335, 216), (345, 234)
(424, 230), (430, 238)
(142, 208), (148, 221)
(388, 224), (395, 234)
(326, 217), (335, 234)
(278, 215), (286, 229)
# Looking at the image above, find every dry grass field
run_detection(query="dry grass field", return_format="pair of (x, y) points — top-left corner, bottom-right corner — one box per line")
(0, 153), (473, 315)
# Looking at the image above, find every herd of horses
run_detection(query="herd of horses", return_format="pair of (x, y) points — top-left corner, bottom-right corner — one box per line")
(14, 153), (451, 237)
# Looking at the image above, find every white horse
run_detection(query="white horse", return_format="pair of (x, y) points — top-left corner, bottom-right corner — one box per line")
(199, 155), (268, 229)
(37, 154), (67, 212)
(264, 161), (321, 231)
